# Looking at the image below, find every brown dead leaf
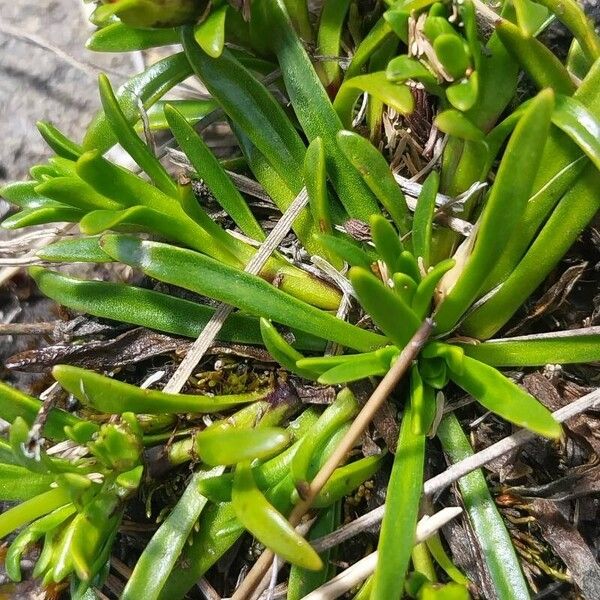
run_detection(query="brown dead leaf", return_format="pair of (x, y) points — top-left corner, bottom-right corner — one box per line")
(528, 499), (600, 600)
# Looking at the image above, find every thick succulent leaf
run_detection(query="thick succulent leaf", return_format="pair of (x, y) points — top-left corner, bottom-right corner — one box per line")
(337, 131), (411, 233)
(334, 72), (415, 128)
(232, 461), (323, 570)
(435, 89), (554, 333)
(2, 207), (84, 229)
(317, 0), (352, 87)
(437, 414), (531, 599)
(350, 267), (421, 347)
(121, 468), (220, 600)
(290, 388), (358, 485)
(370, 215), (404, 275)
(136, 99), (217, 131)
(252, 0), (382, 221)
(259, 319), (319, 379)
(29, 267), (323, 351)
(37, 237), (114, 263)
(52, 365), (271, 415)
(412, 171), (439, 269)
(84, 52), (193, 152)
(435, 110), (485, 142)
(0, 464), (54, 501)
(371, 405), (425, 598)
(86, 22), (180, 52)
(447, 356), (561, 438)
(496, 20), (576, 94)
(98, 74), (177, 196)
(0, 487), (72, 540)
(100, 235), (385, 351)
(462, 163), (600, 338)
(194, 4), (228, 58)
(36, 122), (83, 160)
(457, 330), (600, 366)
(196, 428), (290, 467)
(551, 94), (600, 171)
(35, 177), (122, 212)
(165, 103), (265, 240)
(1, 181), (63, 210)
(311, 454), (383, 507)
(181, 26), (306, 192)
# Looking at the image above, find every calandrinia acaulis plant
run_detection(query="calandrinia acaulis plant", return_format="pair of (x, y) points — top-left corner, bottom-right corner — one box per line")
(1, 0), (600, 598)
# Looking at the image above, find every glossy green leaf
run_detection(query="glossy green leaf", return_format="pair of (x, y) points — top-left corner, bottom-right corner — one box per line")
(446, 72), (479, 112)
(100, 235), (384, 351)
(36, 122), (82, 160)
(458, 330), (600, 366)
(311, 454), (383, 507)
(496, 20), (576, 94)
(84, 53), (193, 152)
(196, 427), (290, 466)
(0, 380), (80, 441)
(0, 487), (71, 540)
(252, 0), (382, 221)
(532, 0), (600, 62)
(288, 503), (339, 599)
(513, 0), (550, 36)
(448, 356), (561, 437)
(75, 150), (179, 213)
(567, 39), (590, 79)
(393, 272), (418, 304)
(317, 0), (352, 88)
(372, 405), (425, 599)
(52, 365), (270, 415)
(122, 468), (221, 600)
(165, 103), (264, 240)
(435, 89), (554, 334)
(552, 94), (600, 171)
(0, 464), (54, 502)
(260, 319), (318, 379)
(386, 55), (437, 86)
(350, 266), (421, 347)
(304, 137), (333, 235)
(434, 34), (470, 79)
(1, 181), (60, 210)
(181, 26), (305, 192)
(463, 164), (600, 338)
(434, 110), (485, 142)
(334, 72), (414, 128)
(2, 206), (84, 229)
(86, 22), (179, 52)
(136, 99), (218, 131)
(337, 131), (411, 233)
(30, 267), (325, 350)
(92, 0), (206, 28)
(35, 177), (122, 212)
(412, 259), (455, 320)
(291, 388), (358, 485)
(412, 172), (439, 269)
(318, 233), (375, 270)
(370, 215), (403, 275)
(409, 365), (437, 435)
(98, 74), (177, 196)
(437, 414), (530, 600)
(194, 5), (228, 58)
(5, 504), (76, 582)
(37, 237), (113, 263)
(317, 346), (400, 384)
(232, 461), (323, 570)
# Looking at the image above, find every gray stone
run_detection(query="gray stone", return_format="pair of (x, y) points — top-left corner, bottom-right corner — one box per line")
(0, 0), (137, 183)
